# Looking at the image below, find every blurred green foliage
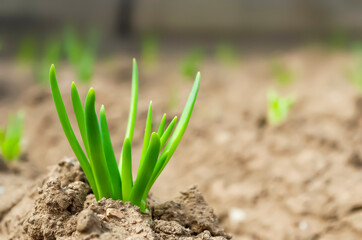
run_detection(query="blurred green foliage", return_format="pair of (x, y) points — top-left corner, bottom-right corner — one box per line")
(17, 36), (37, 64)
(37, 38), (62, 84)
(181, 48), (204, 80)
(270, 59), (294, 86)
(346, 42), (362, 92)
(215, 42), (238, 65)
(141, 34), (158, 66)
(0, 111), (24, 162)
(267, 90), (294, 126)
(64, 27), (99, 82)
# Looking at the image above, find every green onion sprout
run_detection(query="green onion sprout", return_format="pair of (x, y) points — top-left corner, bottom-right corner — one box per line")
(0, 112), (25, 162)
(49, 59), (200, 212)
(267, 90), (294, 126)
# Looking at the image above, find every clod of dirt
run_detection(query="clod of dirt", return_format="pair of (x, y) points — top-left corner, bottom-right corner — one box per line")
(152, 186), (231, 238)
(1, 159), (230, 240)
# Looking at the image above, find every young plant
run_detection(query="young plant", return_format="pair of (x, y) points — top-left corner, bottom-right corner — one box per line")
(267, 90), (294, 126)
(0, 112), (25, 162)
(17, 36), (37, 65)
(64, 27), (99, 82)
(346, 43), (362, 92)
(270, 59), (293, 86)
(181, 48), (204, 80)
(141, 34), (158, 66)
(215, 42), (238, 66)
(36, 38), (62, 84)
(49, 59), (200, 212)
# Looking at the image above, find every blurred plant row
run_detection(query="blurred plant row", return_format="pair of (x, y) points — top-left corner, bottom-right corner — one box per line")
(16, 27), (99, 84)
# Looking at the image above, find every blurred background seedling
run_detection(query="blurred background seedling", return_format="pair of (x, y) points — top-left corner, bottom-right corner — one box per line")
(270, 59), (294, 86)
(215, 42), (239, 66)
(328, 29), (349, 51)
(36, 38), (62, 84)
(181, 47), (204, 80)
(267, 90), (295, 126)
(64, 27), (99, 82)
(168, 87), (180, 112)
(0, 111), (24, 162)
(17, 35), (37, 65)
(346, 43), (362, 92)
(141, 33), (159, 67)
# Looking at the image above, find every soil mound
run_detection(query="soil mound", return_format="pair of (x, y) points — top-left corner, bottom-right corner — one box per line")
(1, 159), (231, 240)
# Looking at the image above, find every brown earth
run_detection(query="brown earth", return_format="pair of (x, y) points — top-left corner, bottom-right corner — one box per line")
(1, 159), (230, 239)
(1, 47), (362, 239)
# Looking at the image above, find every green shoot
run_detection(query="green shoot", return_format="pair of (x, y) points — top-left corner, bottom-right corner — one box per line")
(37, 38), (62, 84)
(141, 34), (158, 66)
(215, 42), (238, 65)
(64, 27), (99, 82)
(0, 112), (25, 162)
(181, 48), (204, 80)
(346, 43), (362, 92)
(328, 29), (349, 50)
(49, 59), (200, 212)
(17, 36), (37, 65)
(267, 90), (294, 126)
(270, 59), (294, 86)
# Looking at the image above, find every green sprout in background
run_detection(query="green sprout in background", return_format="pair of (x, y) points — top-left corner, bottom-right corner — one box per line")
(181, 47), (204, 80)
(270, 59), (294, 86)
(215, 42), (238, 66)
(36, 38), (62, 84)
(141, 34), (159, 67)
(64, 27), (99, 82)
(267, 90), (294, 126)
(328, 29), (349, 50)
(17, 36), (37, 65)
(0, 112), (24, 162)
(49, 59), (200, 212)
(346, 42), (362, 92)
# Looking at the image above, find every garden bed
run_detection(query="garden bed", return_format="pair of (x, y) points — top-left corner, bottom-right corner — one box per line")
(1, 48), (362, 239)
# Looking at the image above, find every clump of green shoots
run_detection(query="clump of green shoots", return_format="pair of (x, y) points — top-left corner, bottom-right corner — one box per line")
(270, 59), (294, 86)
(49, 59), (200, 212)
(141, 34), (158, 66)
(181, 48), (204, 80)
(215, 42), (238, 65)
(64, 27), (99, 82)
(267, 90), (294, 126)
(0, 112), (24, 162)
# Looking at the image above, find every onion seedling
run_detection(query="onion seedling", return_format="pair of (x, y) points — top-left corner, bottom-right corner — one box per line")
(270, 59), (293, 86)
(0, 112), (24, 162)
(181, 47), (204, 80)
(215, 42), (238, 66)
(141, 34), (158, 66)
(36, 38), (62, 84)
(64, 27), (99, 82)
(17, 36), (37, 65)
(346, 43), (362, 92)
(49, 59), (200, 212)
(267, 90), (294, 126)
